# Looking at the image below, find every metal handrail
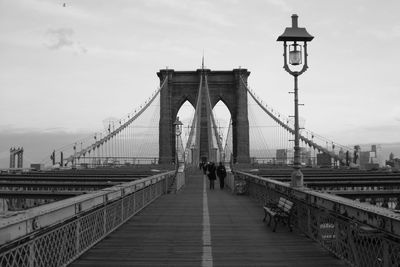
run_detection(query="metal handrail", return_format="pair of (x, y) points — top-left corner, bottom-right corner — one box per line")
(235, 170), (400, 266)
(0, 171), (175, 267)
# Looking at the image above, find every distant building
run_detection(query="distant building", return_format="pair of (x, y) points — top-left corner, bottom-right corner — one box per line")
(359, 151), (371, 169)
(357, 144), (383, 170)
(276, 149), (288, 165)
(30, 163), (44, 171)
(386, 158), (400, 169)
(275, 147), (311, 166)
(372, 145), (385, 166)
(317, 153), (331, 167)
(299, 147), (311, 166)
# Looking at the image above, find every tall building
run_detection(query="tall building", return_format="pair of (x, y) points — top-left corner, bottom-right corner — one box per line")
(276, 149), (288, 165)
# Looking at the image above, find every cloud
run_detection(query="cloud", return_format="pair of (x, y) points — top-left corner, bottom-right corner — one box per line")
(44, 28), (87, 54)
(45, 28), (74, 49)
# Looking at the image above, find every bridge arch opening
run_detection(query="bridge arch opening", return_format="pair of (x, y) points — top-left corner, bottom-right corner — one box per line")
(212, 100), (232, 163)
(176, 100), (196, 149)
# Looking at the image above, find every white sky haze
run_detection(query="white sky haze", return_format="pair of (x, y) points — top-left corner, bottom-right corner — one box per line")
(0, 0), (400, 165)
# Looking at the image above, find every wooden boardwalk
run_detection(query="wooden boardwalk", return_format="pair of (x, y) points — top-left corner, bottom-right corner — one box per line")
(70, 171), (346, 267)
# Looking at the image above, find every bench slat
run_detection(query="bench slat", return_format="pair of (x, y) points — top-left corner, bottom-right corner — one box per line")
(263, 197), (294, 232)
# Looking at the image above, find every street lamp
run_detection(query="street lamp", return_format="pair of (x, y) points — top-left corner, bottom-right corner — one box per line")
(277, 14), (314, 187)
(173, 117), (183, 167)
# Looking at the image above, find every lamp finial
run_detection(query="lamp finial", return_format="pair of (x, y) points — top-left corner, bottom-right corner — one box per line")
(291, 14), (298, 28)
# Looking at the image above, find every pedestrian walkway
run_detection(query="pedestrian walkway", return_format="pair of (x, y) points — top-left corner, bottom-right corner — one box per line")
(70, 170), (346, 266)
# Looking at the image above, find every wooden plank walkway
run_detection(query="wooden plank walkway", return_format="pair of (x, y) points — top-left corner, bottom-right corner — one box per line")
(70, 171), (346, 267)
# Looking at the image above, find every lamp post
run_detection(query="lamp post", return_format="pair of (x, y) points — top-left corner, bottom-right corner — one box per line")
(173, 117), (183, 167)
(277, 14), (314, 187)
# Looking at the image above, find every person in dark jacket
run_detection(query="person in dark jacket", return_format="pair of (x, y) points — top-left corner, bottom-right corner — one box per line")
(207, 162), (217, 189)
(216, 162), (227, 190)
(199, 162), (204, 170)
(202, 162), (208, 175)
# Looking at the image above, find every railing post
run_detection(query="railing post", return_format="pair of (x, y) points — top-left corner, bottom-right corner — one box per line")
(103, 203), (107, 235)
(307, 207), (312, 237)
(164, 175), (168, 194)
(333, 221), (340, 255)
(121, 195), (125, 221)
(142, 186), (145, 207)
(76, 220), (81, 257)
(133, 191), (136, 215)
(348, 226), (360, 266)
(29, 241), (35, 267)
(382, 239), (389, 267)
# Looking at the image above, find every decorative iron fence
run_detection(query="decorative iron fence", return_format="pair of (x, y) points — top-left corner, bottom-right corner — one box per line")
(0, 171), (175, 267)
(234, 171), (400, 267)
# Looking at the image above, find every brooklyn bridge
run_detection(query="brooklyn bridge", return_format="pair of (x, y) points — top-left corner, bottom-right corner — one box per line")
(1, 11), (400, 267)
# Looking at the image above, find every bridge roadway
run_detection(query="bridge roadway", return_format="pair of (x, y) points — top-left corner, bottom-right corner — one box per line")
(70, 171), (346, 267)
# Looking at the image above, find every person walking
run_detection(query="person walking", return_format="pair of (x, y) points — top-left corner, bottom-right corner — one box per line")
(202, 162), (208, 176)
(199, 162), (204, 170)
(216, 162), (227, 190)
(207, 162), (216, 190)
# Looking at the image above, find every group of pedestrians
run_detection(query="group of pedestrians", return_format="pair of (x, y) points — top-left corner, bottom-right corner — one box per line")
(200, 161), (227, 190)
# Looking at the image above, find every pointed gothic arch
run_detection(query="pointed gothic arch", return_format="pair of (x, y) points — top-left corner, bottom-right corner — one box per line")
(157, 68), (250, 164)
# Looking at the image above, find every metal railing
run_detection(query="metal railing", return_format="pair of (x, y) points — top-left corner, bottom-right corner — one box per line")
(249, 157), (317, 167)
(234, 171), (400, 267)
(68, 157), (166, 169)
(0, 171), (175, 267)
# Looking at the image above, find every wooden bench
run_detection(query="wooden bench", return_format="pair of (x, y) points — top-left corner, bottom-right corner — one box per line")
(263, 197), (294, 232)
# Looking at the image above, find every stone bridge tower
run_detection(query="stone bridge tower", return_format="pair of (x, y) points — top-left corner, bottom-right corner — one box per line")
(157, 68), (250, 164)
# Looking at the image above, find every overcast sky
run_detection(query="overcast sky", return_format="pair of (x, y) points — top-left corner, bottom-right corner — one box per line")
(1, 0), (400, 165)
